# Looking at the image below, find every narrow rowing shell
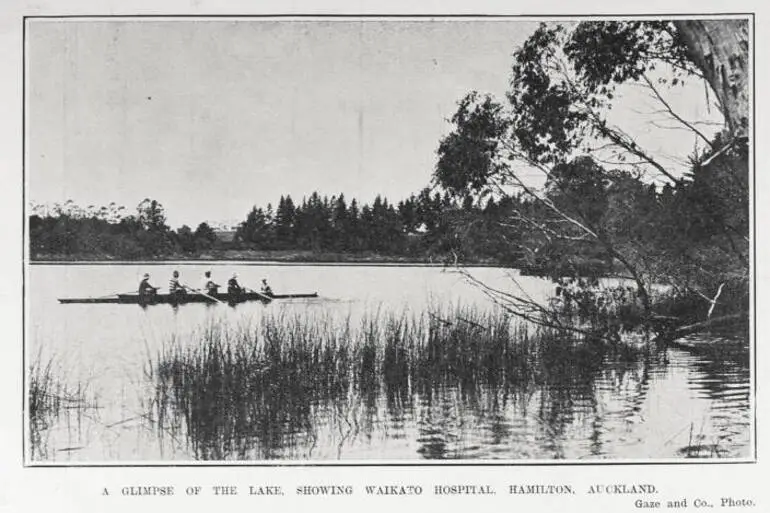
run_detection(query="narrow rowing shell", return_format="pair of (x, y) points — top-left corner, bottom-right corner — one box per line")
(58, 292), (318, 304)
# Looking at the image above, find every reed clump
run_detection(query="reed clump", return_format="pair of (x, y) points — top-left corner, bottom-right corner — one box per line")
(147, 304), (636, 459)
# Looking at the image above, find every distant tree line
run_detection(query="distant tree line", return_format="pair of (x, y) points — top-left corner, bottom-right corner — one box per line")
(233, 189), (525, 260)
(29, 199), (217, 259)
(29, 188), (545, 263)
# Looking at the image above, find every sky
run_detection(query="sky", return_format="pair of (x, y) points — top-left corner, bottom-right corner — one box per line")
(26, 18), (723, 228)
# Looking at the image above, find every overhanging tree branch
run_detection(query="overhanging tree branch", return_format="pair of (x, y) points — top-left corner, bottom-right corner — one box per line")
(641, 74), (716, 149)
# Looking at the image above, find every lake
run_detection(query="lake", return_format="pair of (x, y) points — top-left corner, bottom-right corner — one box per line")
(26, 263), (752, 462)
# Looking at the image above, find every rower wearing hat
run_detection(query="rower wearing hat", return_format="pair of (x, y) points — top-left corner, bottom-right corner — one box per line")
(227, 273), (243, 296)
(138, 273), (159, 298)
(260, 278), (273, 296)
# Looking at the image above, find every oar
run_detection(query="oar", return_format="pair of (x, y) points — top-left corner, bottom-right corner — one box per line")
(244, 287), (273, 302)
(184, 286), (225, 304)
(96, 290), (136, 299)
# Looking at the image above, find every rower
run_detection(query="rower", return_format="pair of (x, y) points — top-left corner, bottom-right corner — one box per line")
(169, 270), (187, 295)
(202, 270), (220, 295)
(227, 273), (243, 295)
(260, 278), (273, 296)
(138, 273), (159, 297)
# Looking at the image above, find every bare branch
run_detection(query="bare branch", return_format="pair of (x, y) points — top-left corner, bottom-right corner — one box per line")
(642, 74), (715, 149)
(698, 137), (736, 167)
(451, 266), (607, 340)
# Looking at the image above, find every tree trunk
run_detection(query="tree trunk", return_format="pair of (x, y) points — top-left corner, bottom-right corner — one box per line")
(674, 19), (750, 140)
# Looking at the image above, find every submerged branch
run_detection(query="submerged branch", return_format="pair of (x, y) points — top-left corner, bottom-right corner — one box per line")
(667, 312), (747, 339)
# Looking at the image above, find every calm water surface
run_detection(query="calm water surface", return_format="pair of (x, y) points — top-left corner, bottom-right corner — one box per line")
(27, 263), (751, 462)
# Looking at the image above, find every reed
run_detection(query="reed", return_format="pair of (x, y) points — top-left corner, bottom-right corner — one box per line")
(28, 351), (95, 459)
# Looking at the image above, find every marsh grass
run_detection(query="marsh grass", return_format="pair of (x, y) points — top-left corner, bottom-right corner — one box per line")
(28, 351), (96, 459)
(678, 421), (727, 459)
(146, 304), (647, 459)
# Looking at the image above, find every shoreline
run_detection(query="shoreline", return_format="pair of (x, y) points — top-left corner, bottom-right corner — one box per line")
(28, 252), (635, 280)
(28, 249), (502, 267)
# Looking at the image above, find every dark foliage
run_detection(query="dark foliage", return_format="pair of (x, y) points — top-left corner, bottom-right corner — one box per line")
(435, 92), (510, 194)
(433, 20), (749, 331)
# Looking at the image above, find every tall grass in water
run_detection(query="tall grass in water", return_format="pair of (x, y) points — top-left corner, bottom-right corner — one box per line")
(147, 305), (641, 460)
(28, 352), (95, 460)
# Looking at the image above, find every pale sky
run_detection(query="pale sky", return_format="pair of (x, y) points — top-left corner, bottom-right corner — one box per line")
(26, 18), (722, 228)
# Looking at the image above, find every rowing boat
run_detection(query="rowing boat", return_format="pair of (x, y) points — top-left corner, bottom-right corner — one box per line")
(58, 291), (318, 305)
